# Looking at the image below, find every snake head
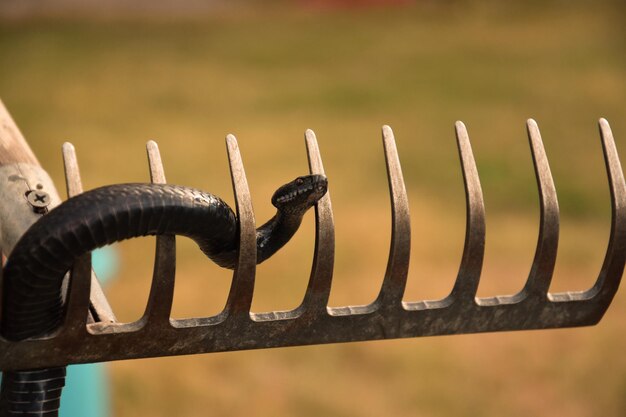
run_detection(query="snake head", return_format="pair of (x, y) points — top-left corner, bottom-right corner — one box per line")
(271, 174), (328, 213)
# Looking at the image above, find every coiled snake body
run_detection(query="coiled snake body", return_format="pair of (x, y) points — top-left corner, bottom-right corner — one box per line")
(0, 174), (328, 416)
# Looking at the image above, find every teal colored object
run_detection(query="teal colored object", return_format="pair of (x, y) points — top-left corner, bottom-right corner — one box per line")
(92, 246), (120, 284)
(60, 246), (118, 417)
(60, 364), (110, 417)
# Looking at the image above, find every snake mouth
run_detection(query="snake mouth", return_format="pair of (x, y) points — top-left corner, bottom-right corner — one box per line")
(272, 175), (328, 208)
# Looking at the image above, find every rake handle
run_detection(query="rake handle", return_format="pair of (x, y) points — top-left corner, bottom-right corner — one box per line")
(0, 100), (39, 167)
(0, 100), (115, 325)
(0, 100), (64, 417)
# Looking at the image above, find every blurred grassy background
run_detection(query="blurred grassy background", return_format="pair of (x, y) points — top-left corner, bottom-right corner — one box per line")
(2, 1), (626, 416)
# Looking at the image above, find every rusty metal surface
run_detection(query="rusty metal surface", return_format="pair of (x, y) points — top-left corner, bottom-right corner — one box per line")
(0, 119), (624, 371)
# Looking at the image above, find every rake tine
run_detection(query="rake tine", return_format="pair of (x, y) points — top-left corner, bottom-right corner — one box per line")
(299, 129), (335, 315)
(374, 125), (410, 310)
(142, 140), (176, 326)
(60, 253), (92, 337)
(448, 122), (485, 303)
(62, 142), (116, 324)
(62, 143), (84, 197)
(223, 134), (257, 317)
(147, 140), (167, 184)
(521, 120), (559, 299)
(572, 119), (626, 305)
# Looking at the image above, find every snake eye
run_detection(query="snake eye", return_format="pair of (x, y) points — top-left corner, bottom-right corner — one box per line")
(295, 178), (304, 186)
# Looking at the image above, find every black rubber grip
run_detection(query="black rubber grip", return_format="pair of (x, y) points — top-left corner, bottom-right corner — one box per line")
(0, 368), (65, 416)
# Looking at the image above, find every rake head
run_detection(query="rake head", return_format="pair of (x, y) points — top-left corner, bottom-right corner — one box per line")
(0, 118), (624, 371)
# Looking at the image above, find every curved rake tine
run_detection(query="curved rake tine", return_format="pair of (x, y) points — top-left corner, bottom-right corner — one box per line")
(300, 129), (335, 315)
(61, 253), (92, 336)
(521, 119), (559, 300)
(223, 134), (257, 317)
(62, 142), (116, 325)
(570, 118), (626, 305)
(147, 140), (167, 184)
(449, 122), (485, 303)
(62, 142), (83, 197)
(375, 125), (410, 310)
(142, 140), (176, 326)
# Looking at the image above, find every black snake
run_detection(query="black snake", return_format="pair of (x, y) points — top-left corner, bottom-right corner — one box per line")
(0, 174), (328, 416)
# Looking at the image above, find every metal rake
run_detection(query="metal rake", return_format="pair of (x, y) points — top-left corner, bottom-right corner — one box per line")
(0, 110), (624, 371)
